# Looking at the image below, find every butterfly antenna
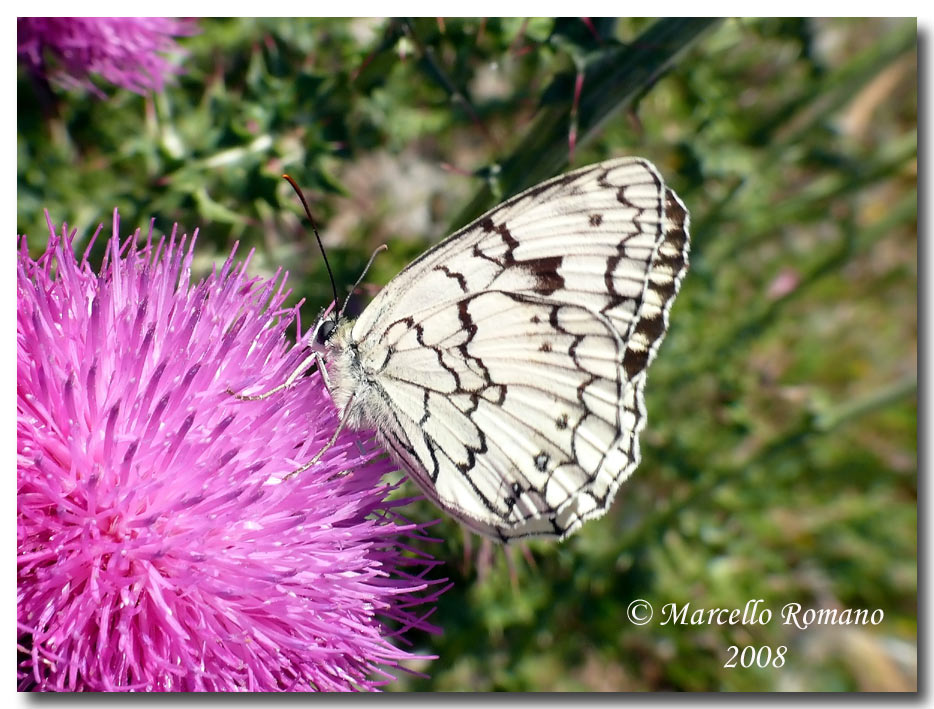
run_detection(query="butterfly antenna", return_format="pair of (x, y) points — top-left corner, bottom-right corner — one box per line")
(337, 244), (388, 320)
(282, 174), (340, 311)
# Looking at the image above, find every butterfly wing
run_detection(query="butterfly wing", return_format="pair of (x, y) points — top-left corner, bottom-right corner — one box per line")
(344, 158), (689, 541)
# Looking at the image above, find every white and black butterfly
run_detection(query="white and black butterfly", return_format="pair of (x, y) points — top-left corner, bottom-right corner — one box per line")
(270, 158), (690, 542)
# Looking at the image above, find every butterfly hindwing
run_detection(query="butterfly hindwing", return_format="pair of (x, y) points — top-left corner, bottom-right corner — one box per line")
(329, 157), (690, 541)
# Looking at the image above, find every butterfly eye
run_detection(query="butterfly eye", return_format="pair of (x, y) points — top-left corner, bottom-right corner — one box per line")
(315, 319), (337, 346)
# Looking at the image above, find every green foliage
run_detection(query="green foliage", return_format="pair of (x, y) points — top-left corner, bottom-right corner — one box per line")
(18, 17), (916, 691)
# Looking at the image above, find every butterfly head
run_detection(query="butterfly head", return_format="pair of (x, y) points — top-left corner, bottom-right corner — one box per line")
(311, 314), (339, 351)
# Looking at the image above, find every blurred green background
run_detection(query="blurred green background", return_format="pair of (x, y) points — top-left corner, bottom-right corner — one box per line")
(18, 18), (917, 692)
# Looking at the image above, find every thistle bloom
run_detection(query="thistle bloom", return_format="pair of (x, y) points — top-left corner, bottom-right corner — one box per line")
(17, 212), (446, 691)
(17, 18), (196, 95)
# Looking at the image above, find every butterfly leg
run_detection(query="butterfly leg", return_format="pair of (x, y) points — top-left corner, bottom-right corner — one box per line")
(226, 351), (319, 400)
(315, 351), (333, 395)
(283, 393), (356, 480)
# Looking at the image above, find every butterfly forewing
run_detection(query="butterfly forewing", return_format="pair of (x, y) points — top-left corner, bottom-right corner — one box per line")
(328, 157), (690, 541)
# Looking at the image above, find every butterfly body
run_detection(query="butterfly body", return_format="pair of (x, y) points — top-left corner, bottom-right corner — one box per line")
(318, 157), (689, 542)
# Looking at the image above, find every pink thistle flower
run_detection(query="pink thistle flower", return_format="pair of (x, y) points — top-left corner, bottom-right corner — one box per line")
(17, 211), (447, 692)
(766, 267), (801, 300)
(17, 18), (197, 95)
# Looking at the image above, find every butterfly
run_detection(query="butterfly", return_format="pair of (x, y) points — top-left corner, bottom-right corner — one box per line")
(281, 158), (689, 542)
